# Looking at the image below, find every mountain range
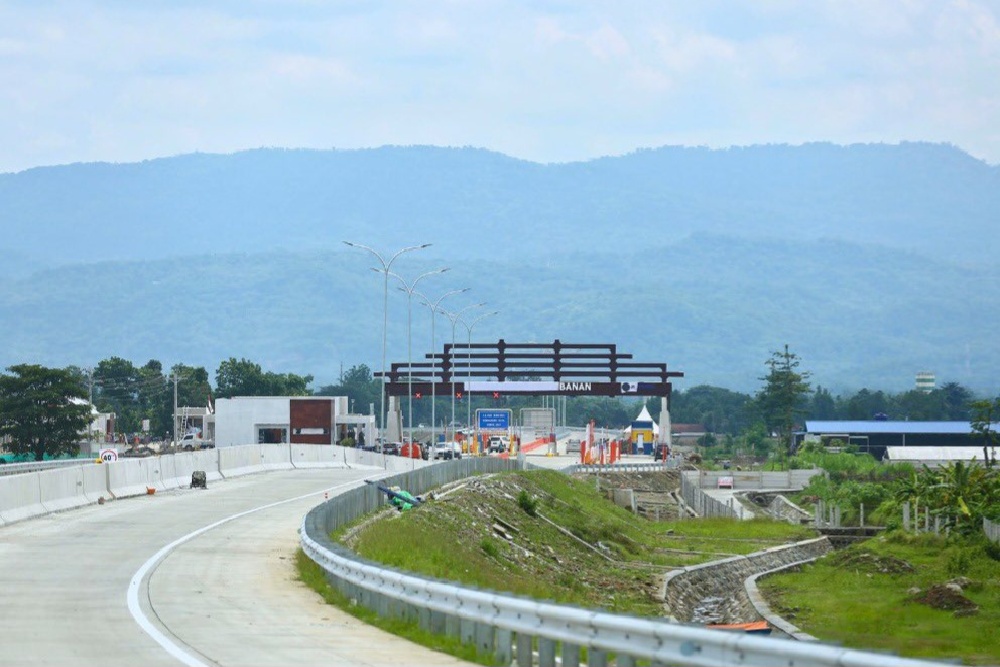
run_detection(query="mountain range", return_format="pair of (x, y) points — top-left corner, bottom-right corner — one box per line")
(1, 142), (997, 396)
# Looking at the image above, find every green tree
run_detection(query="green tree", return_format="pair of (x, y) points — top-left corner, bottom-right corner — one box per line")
(807, 386), (837, 420)
(970, 398), (1000, 469)
(0, 364), (93, 461)
(757, 344), (811, 456)
(315, 364), (380, 416)
(215, 357), (312, 398)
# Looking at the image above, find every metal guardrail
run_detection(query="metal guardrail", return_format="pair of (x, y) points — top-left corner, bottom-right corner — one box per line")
(300, 460), (955, 667)
(0, 458), (95, 477)
(566, 461), (677, 474)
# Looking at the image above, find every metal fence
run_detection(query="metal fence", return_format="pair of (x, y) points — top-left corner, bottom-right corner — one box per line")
(985, 517), (1000, 544)
(300, 460), (954, 666)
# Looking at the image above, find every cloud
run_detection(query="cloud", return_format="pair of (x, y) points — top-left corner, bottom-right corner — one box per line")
(0, 1), (998, 172)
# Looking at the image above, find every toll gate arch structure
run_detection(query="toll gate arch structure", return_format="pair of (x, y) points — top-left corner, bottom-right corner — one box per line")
(377, 340), (683, 445)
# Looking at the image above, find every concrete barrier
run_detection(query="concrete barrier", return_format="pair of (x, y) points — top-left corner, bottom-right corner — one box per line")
(38, 466), (89, 513)
(0, 472), (46, 524)
(260, 444), (293, 471)
(219, 444), (266, 478)
(156, 455), (182, 490)
(291, 444), (338, 468)
(189, 449), (222, 482)
(171, 452), (197, 488)
(107, 458), (161, 498)
(81, 464), (110, 504)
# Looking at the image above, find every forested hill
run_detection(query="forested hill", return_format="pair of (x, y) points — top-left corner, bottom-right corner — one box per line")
(1, 234), (997, 395)
(1, 142), (997, 271)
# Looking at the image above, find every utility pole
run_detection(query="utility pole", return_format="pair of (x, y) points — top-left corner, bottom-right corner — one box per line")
(172, 372), (179, 451)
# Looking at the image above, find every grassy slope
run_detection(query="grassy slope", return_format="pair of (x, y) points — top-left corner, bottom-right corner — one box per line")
(345, 470), (815, 616)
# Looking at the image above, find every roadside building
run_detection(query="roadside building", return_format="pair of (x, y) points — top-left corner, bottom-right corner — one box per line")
(214, 396), (375, 447)
(799, 420), (998, 461)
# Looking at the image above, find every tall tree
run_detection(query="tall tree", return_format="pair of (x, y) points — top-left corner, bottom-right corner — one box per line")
(0, 364), (93, 461)
(970, 398), (1000, 469)
(315, 364), (380, 415)
(757, 344), (811, 455)
(215, 357), (312, 398)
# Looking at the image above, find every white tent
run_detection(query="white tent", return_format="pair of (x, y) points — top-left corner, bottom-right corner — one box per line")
(624, 405), (660, 436)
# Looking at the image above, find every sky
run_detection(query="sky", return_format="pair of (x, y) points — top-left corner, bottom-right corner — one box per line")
(2, 0), (999, 174)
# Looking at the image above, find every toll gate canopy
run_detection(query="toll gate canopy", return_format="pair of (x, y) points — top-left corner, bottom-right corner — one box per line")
(379, 340), (682, 399)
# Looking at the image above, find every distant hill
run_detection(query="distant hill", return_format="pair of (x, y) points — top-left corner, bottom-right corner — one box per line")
(2, 143), (997, 395)
(1, 234), (997, 395)
(1, 142), (997, 271)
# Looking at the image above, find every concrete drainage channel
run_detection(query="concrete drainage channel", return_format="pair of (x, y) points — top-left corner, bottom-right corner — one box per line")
(301, 461), (955, 667)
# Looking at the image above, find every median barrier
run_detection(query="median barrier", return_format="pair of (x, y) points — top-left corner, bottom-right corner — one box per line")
(156, 455), (181, 490)
(0, 472), (46, 524)
(170, 451), (197, 488)
(80, 464), (110, 503)
(260, 444), (293, 471)
(107, 457), (161, 498)
(291, 444), (337, 468)
(190, 449), (223, 482)
(38, 466), (90, 513)
(219, 444), (267, 478)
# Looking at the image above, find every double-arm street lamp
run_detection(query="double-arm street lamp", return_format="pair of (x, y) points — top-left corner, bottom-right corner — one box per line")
(343, 240), (430, 447)
(391, 268), (449, 449)
(415, 288), (470, 450)
(460, 310), (499, 441)
(439, 303), (485, 440)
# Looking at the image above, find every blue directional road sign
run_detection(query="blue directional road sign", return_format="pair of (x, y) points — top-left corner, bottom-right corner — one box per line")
(477, 409), (511, 430)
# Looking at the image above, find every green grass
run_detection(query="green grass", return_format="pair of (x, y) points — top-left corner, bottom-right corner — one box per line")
(343, 470), (816, 615)
(758, 532), (1000, 665)
(294, 549), (499, 666)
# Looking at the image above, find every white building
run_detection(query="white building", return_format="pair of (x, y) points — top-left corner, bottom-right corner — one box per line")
(213, 396), (375, 448)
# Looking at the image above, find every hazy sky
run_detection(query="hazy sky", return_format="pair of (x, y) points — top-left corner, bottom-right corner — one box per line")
(2, 1), (998, 174)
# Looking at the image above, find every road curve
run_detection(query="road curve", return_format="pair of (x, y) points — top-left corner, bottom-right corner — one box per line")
(0, 467), (476, 667)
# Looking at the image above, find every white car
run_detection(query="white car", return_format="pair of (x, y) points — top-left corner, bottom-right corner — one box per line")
(431, 442), (462, 460)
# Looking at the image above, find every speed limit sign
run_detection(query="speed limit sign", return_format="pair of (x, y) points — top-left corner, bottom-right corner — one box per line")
(99, 448), (118, 463)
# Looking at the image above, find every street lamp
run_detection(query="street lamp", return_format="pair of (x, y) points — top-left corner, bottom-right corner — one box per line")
(415, 288), (470, 451)
(439, 303), (485, 441)
(342, 240), (430, 450)
(460, 310), (499, 442)
(391, 268), (449, 450)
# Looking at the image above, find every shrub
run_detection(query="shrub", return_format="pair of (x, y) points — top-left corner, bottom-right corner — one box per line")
(518, 490), (538, 517)
(480, 537), (500, 559)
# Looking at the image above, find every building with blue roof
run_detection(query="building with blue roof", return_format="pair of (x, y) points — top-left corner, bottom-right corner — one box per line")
(799, 420), (997, 460)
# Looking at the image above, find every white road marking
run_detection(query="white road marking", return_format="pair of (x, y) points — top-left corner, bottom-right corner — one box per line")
(126, 477), (373, 666)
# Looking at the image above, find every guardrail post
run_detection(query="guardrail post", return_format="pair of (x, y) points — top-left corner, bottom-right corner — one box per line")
(587, 647), (608, 667)
(460, 617), (476, 645)
(495, 629), (514, 666)
(445, 612), (461, 638)
(617, 655), (637, 667)
(538, 637), (556, 666)
(516, 632), (533, 666)
(429, 609), (446, 634)
(475, 622), (495, 656)
(562, 642), (581, 667)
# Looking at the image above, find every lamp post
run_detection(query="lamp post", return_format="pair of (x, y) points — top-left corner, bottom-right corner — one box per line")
(342, 241), (430, 450)
(460, 310), (499, 442)
(391, 268), (449, 451)
(440, 303), (485, 441)
(415, 288), (470, 451)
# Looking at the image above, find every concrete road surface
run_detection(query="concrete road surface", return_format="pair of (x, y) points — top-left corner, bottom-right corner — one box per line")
(0, 467), (477, 667)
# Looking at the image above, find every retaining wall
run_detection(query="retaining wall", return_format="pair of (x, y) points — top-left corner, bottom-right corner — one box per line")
(662, 536), (833, 624)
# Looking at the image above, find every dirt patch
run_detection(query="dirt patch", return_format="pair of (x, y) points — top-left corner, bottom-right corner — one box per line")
(828, 550), (915, 575)
(911, 585), (979, 616)
(573, 470), (683, 521)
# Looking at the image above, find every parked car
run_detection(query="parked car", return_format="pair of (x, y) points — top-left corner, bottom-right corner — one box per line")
(653, 443), (670, 461)
(381, 442), (402, 456)
(566, 438), (582, 454)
